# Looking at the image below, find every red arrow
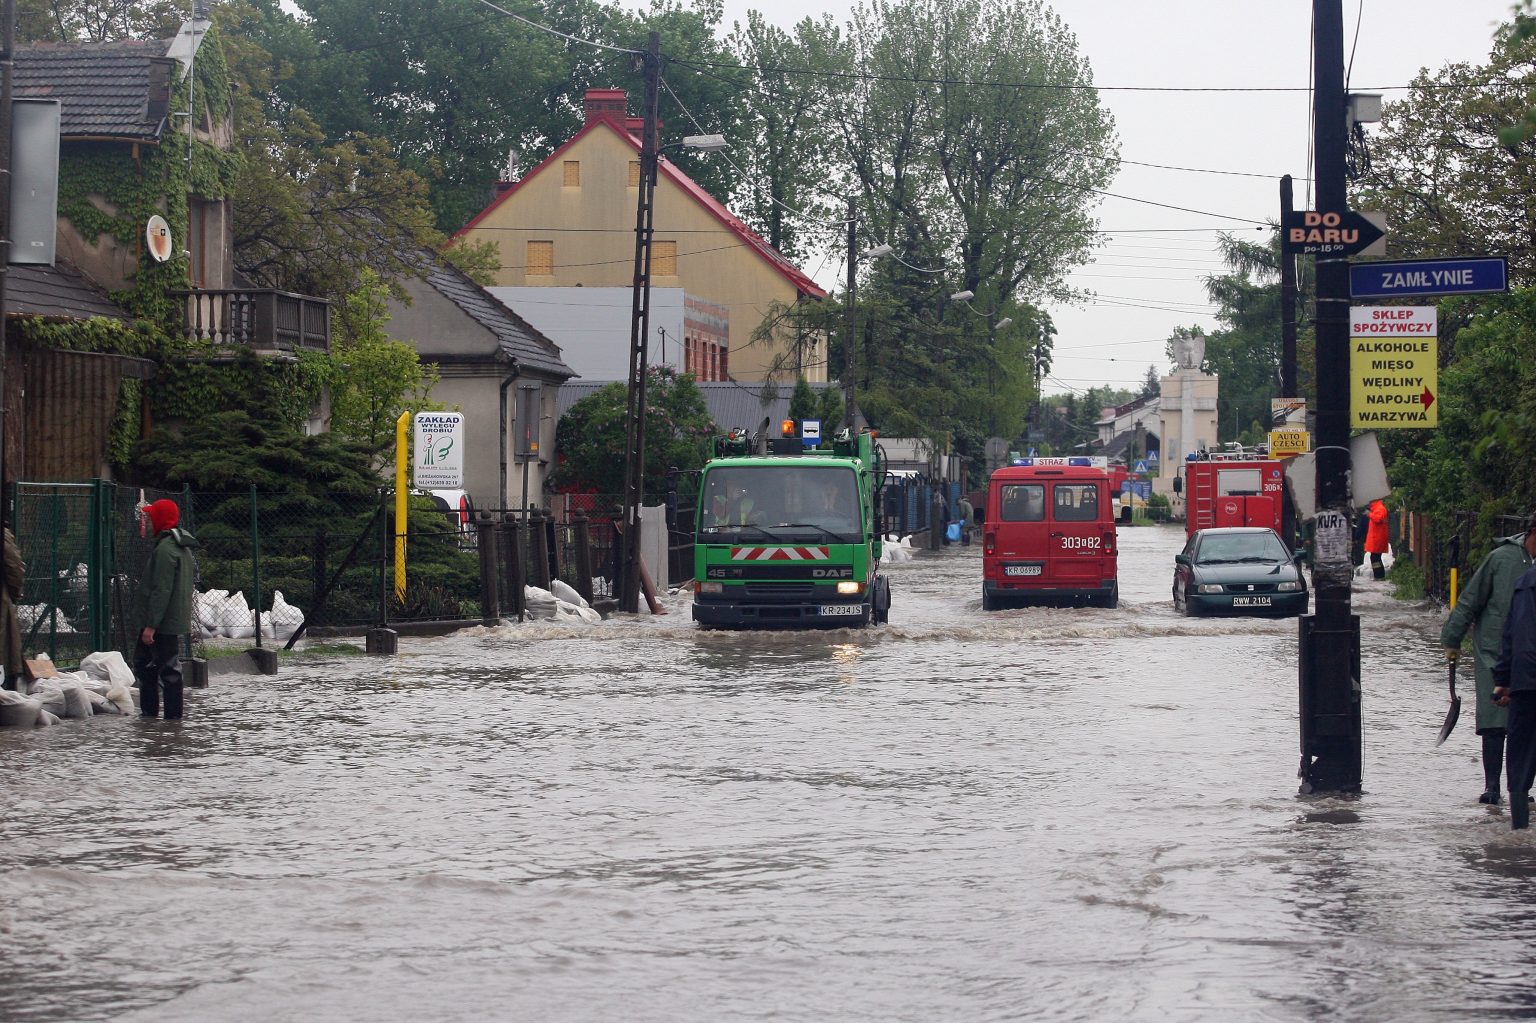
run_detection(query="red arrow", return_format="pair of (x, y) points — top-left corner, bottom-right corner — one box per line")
(1421, 387), (1435, 409)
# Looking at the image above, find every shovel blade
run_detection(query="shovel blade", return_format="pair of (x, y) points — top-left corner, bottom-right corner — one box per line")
(1436, 695), (1462, 746)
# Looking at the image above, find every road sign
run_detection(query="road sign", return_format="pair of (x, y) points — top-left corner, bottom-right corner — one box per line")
(1349, 307), (1438, 428)
(1133, 459), (1148, 474)
(1268, 430), (1311, 459)
(1349, 256), (1508, 299)
(413, 411), (465, 488)
(1271, 397), (1307, 430)
(1147, 451), (1158, 464)
(1282, 208), (1386, 257)
(802, 419), (821, 447)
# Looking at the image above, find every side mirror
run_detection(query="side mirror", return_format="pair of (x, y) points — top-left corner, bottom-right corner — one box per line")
(1175, 553), (1190, 565)
(1294, 551), (1307, 563)
(1172, 477), (1183, 494)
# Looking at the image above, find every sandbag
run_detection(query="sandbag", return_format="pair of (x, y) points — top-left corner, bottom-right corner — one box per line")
(219, 591), (255, 639)
(79, 651), (135, 689)
(550, 579), (591, 609)
(269, 590), (304, 642)
(105, 686), (135, 715)
(554, 598), (601, 625)
(0, 690), (42, 728)
(57, 680), (93, 719)
(35, 708), (59, 727)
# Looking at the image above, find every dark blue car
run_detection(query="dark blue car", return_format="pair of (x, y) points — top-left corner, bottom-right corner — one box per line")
(1173, 527), (1308, 617)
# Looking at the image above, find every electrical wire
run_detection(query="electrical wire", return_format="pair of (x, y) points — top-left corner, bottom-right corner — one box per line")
(468, 0), (640, 53)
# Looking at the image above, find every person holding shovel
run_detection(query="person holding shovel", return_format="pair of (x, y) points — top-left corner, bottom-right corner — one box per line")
(1442, 514), (1536, 804)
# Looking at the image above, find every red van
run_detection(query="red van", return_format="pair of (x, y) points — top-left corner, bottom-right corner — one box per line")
(982, 460), (1118, 609)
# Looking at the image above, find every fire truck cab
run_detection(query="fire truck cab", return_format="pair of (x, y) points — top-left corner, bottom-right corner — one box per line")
(982, 458), (1118, 610)
(1181, 459), (1286, 536)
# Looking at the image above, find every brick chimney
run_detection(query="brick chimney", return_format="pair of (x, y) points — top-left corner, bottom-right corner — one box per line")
(583, 88), (655, 135)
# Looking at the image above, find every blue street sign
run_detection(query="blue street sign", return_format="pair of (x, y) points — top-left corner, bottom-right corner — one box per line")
(1350, 257), (1508, 299)
(1133, 459), (1149, 474)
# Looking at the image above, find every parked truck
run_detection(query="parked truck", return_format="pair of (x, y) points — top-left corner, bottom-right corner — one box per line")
(691, 422), (891, 628)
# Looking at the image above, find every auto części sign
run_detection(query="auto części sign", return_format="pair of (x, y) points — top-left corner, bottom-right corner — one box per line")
(413, 412), (465, 488)
(1349, 307), (1437, 428)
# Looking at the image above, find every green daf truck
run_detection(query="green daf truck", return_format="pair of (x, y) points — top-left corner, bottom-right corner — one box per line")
(691, 424), (891, 628)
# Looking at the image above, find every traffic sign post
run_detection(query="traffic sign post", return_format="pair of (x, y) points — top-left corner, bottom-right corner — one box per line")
(1349, 306), (1438, 428)
(1349, 256), (1508, 299)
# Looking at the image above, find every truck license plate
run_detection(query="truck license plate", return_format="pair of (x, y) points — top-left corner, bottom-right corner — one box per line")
(819, 604), (864, 617)
(1232, 596), (1272, 607)
(1004, 564), (1043, 577)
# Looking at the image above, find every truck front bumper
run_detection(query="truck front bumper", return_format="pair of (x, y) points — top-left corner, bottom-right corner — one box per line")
(692, 597), (871, 628)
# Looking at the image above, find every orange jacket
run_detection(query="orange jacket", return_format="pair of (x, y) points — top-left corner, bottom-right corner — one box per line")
(1364, 500), (1390, 554)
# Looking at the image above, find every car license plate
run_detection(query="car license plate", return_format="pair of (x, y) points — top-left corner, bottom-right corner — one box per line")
(819, 604), (863, 617)
(1004, 564), (1043, 577)
(1232, 596), (1272, 607)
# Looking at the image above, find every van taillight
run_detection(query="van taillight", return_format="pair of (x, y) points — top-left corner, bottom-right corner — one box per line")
(984, 531), (996, 555)
(1103, 531), (1114, 552)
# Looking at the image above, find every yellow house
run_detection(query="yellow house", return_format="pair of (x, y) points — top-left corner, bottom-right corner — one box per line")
(453, 89), (828, 383)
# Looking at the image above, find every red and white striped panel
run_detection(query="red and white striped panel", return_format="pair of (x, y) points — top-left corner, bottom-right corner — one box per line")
(730, 546), (831, 561)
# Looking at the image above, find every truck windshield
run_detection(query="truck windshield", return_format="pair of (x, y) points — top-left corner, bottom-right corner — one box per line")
(699, 466), (862, 541)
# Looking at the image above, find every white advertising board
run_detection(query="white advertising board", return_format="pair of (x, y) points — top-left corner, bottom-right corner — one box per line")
(413, 412), (465, 489)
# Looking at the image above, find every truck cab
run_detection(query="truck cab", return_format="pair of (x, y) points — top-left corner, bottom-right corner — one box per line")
(982, 458), (1118, 609)
(692, 425), (891, 629)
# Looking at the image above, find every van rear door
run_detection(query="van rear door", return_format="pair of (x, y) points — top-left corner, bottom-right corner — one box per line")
(1047, 480), (1110, 587)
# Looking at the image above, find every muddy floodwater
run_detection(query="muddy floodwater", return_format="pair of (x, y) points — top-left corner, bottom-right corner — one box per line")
(5, 524), (1536, 1022)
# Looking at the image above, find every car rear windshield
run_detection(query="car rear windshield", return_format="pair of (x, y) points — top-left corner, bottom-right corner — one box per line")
(999, 484), (1045, 522)
(1052, 483), (1101, 522)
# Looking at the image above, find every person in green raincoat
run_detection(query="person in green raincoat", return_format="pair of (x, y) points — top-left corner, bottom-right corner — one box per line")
(1442, 515), (1536, 804)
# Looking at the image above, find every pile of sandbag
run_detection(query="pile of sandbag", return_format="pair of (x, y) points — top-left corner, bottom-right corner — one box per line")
(881, 534), (915, 564)
(194, 589), (304, 642)
(522, 580), (602, 624)
(0, 651), (136, 728)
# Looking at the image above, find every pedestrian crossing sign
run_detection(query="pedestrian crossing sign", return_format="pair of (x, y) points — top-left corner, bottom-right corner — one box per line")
(1134, 459), (1148, 474)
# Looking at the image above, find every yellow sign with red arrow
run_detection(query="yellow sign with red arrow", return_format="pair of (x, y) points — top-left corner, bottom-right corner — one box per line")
(1349, 306), (1438, 429)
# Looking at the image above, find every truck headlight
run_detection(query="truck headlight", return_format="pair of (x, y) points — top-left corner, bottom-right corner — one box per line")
(836, 581), (864, 595)
(1278, 581), (1301, 592)
(1197, 583), (1225, 594)
(696, 581), (723, 594)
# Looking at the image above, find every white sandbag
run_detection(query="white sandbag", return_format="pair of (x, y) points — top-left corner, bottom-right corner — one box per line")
(29, 683), (63, 715)
(0, 690), (42, 728)
(105, 685), (135, 715)
(550, 579), (591, 609)
(193, 589), (229, 639)
(269, 590), (304, 642)
(35, 708), (59, 727)
(80, 651), (136, 689)
(82, 688), (111, 714)
(552, 599), (601, 625)
(524, 585), (558, 619)
(219, 591), (255, 639)
(57, 680), (93, 719)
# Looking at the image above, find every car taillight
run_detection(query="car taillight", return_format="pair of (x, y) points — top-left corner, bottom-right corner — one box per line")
(1103, 531), (1114, 552)
(984, 531), (996, 554)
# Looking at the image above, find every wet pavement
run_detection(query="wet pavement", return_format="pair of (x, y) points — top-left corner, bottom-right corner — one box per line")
(5, 523), (1536, 1022)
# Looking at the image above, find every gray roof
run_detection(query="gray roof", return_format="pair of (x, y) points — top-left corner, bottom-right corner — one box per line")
(7, 261), (130, 321)
(423, 258), (574, 379)
(15, 39), (170, 141)
(558, 379), (828, 426)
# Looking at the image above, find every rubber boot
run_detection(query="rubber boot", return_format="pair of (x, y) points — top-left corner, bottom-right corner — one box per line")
(162, 681), (184, 720)
(1513, 792), (1531, 831)
(1482, 731), (1506, 804)
(139, 677), (160, 717)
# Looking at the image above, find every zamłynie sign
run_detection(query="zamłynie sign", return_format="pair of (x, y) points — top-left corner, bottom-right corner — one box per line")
(1349, 307), (1437, 429)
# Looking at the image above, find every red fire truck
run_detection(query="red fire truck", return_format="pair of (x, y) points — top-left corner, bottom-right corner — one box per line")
(1180, 459), (1286, 537)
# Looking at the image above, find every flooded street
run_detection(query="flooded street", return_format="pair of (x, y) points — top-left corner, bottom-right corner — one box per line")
(6, 523), (1536, 1022)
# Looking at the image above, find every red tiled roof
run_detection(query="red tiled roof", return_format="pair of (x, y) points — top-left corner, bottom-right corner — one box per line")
(453, 118), (827, 300)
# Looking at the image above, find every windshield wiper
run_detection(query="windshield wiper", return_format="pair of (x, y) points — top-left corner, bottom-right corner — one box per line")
(1199, 558), (1236, 565)
(727, 524), (788, 543)
(779, 522), (850, 542)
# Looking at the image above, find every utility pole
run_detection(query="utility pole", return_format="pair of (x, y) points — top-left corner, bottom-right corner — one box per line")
(1299, 0), (1362, 794)
(618, 31), (661, 615)
(0, 0), (14, 536)
(1279, 174), (1299, 554)
(842, 196), (858, 431)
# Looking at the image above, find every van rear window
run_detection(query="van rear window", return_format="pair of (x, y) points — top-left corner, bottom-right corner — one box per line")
(1052, 483), (1100, 522)
(999, 484), (1045, 522)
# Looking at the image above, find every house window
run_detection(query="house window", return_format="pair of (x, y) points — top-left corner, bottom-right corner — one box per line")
(527, 240), (554, 276)
(653, 240), (677, 276)
(563, 160), (580, 186)
(628, 160), (640, 187)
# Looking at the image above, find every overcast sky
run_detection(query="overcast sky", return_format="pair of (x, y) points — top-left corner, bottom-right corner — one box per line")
(688, 0), (1515, 398)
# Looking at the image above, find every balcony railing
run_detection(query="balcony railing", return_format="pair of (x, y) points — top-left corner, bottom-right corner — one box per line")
(170, 289), (331, 353)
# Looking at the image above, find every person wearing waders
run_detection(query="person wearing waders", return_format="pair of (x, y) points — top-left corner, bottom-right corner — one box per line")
(1364, 499), (1390, 580)
(132, 499), (198, 720)
(1442, 515), (1536, 804)
(1493, 557), (1536, 829)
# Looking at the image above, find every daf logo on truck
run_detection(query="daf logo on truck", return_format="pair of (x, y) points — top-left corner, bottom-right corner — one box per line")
(812, 567), (854, 579)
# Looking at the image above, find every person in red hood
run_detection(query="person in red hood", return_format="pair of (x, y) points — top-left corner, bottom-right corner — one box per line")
(1365, 499), (1390, 581)
(131, 499), (198, 719)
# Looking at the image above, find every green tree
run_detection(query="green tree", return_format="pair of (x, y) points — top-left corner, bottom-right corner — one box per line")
(16, 0), (183, 41)
(328, 270), (442, 454)
(787, 375), (818, 420)
(551, 367), (713, 497)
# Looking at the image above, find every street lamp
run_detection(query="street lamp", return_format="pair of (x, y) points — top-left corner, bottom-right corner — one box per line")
(619, 51), (732, 614)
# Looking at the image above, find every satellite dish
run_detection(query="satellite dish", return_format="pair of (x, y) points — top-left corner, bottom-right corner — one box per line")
(145, 215), (173, 263)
